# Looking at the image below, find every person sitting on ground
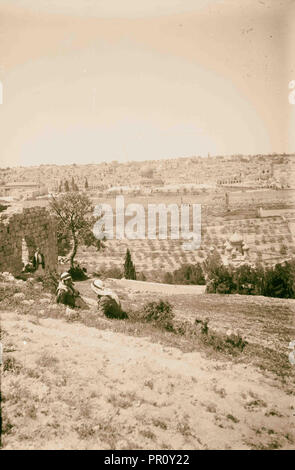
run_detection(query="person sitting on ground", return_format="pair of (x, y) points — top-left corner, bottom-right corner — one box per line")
(56, 272), (88, 309)
(23, 261), (34, 273)
(91, 279), (126, 319)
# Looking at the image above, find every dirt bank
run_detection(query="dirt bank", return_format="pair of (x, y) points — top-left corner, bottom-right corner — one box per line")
(1, 311), (293, 450)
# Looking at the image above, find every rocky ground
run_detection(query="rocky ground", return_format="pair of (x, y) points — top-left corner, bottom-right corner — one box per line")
(1, 276), (294, 450)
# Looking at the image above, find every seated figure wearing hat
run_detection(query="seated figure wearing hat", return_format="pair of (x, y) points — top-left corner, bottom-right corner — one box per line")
(91, 279), (126, 319)
(56, 272), (86, 308)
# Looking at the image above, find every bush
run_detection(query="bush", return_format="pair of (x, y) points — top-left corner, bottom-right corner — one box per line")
(201, 331), (246, 355)
(226, 333), (247, 351)
(136, 272), (146, 281)
(104, 266), (123, 279)
(141, 300), (174, 330)
(216, 282), (232, 294)
(35, 270), (59, 293)
(163, 263), (206, 285)
(172, 319), (198, 337)
(163, 272), (173, 284)
(98, 296), (128, 319)
(233, 264), (264, 295)
(203, 255), (295, 299)
(280, 244), (287, 255)
(93, 264), (123, 279)
(195, 317), (209, 335)
(0, 204), (9, 213)
(68, 264), (88, 281)
(205, 264), (235, 294)
(3, 356), (21, 373)
(262, 261), (295, 299)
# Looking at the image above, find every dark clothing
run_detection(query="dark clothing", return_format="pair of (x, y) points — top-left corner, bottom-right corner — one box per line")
(56, 281), (88, 309)
(32, 251), (45, 270)
(56, 289), (76, 308)
(97, 295), (126, 319)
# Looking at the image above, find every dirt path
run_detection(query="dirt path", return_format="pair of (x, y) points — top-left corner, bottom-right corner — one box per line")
(76, 278), (205, 303)
(109, 279), (206, 295)
(1, 311), (293, 450)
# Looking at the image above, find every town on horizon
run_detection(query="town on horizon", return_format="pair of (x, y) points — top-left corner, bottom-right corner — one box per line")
(1, 0), (294, 452)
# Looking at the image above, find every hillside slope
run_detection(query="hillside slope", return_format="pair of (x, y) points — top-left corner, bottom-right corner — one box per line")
(1, 309), (293, 450)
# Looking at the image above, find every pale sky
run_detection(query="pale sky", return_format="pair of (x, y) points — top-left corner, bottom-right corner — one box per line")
(0, 0), (294, 167)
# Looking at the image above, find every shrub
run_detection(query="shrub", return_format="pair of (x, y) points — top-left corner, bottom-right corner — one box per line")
(216, 282), (232, 294)
(3, 356), (21, 373)
(195, 317), (209, 335)
(262, 261), (295, 299)
(98, 296), (128, 319)
(36, 352), (59, 368)
(68, 264), (88, 281)
(0, 204), (9, 213)
(93, 264), (123, 279)
(136, 272), (146, 281)
(141, 300), (174, 330)
(201, 331), (246, 355)
(203, 255), (295, 299)
(164, 263), (206, 285)
(35, 270), (59, 293)
(163, 272), (173, 284)
(1, 414), (14, 437)
(173, 319), (197, 337)
(174, 263), (206, 285)
(205, 263), (235, 294)
(226, 333), (247, 351)
(105, 266), (123, 279)
(280, 244), (287, 255)
(233, 264), (263, 295)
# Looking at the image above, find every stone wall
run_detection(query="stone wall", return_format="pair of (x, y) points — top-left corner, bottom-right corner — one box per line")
(0, 207), (58, 275)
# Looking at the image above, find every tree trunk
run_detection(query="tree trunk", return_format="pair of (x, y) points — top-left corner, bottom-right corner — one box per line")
(69, 229), (78, 269)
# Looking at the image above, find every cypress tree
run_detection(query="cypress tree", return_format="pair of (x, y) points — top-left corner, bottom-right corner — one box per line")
(124, 249), (136, 280)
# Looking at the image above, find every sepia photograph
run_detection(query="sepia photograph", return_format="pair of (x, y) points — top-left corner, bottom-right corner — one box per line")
(0, 0), (294, 453)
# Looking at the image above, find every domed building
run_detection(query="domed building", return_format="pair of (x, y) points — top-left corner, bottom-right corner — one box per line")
(229, 232), (244, 254)
(222, 232), (251, 266)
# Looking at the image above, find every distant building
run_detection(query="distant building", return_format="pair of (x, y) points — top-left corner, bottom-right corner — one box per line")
(0, 182), (48, 199)
(140, 178), (164, 187)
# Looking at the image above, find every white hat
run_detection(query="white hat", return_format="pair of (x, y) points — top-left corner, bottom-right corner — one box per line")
(92, 279), (104, 289)
(91, 279), (108, 295)
(60, 272), (72, 281)
(91, 279), (120, 304)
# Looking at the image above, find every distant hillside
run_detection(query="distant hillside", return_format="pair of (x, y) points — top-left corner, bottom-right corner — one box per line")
(0, 153), (293, 192)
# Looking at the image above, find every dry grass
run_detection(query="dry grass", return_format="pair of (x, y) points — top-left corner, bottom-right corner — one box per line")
(1, 276), (294, 449)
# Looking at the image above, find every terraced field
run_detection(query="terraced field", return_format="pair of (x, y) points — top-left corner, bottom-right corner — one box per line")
(76, 216), (295, 279)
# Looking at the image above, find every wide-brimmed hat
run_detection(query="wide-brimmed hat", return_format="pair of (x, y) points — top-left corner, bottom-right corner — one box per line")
(60, 272), (72, 281)
(91, 279), (109, 295)
(91, 279), (120, 304)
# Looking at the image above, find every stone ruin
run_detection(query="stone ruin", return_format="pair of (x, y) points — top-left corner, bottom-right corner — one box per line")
(0, 206), (58, 276)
